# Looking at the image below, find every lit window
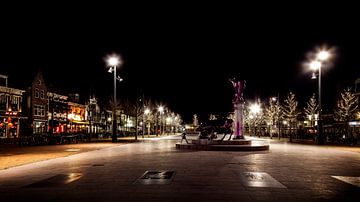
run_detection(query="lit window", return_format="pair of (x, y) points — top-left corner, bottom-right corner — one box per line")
(40, 90), (45, 99)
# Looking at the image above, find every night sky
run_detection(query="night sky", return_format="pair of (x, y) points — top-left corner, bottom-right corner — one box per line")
(0, 4), (359, 122)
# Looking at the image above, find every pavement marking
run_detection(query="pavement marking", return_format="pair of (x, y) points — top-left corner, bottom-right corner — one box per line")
(65, 148), (80, 152)
(23, 173), (83, 188)
(332, 176), (360, 188)
(133, 170), (176, 185)
(239, 172), (286, 188)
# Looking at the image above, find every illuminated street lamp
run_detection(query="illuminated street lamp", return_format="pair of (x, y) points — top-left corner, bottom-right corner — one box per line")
(144, 108), (150, 137)
(158, 106), (164, 135)
(308, 48), (332, 145)
(106, 54), (123, 142)
(249, 103), (261, 136)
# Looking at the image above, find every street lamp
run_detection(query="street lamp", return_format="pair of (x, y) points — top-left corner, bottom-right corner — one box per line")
(309, 49), (331, 145)
(106, 54), (123, 142)
(249, 103), (261, 136)
(144, 108), (150, 137)
(158, 106), (164, 135)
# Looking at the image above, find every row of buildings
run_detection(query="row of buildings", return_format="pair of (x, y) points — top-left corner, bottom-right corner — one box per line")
(0, 72), (133, 138)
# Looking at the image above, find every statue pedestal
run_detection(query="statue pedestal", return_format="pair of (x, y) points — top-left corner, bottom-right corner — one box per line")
(233, 102), (244, 139)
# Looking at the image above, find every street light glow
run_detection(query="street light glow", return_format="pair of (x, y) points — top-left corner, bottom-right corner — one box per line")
(317, 50), (330, 61)
(310, 60), (321, 71)
(144, 108), (150, 115)
(158, 106), (164, 112)
(106, 54), (123, 67)
(250, 103), (261, 114)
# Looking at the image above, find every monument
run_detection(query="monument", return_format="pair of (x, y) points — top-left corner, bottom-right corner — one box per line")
(175, 79), (269, 151)
(230, 78), (245, 139)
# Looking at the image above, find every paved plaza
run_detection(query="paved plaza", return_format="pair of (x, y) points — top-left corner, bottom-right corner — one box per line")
(0, 134), (360, 202)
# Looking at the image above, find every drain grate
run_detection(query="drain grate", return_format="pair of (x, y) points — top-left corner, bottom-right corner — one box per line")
(134, 170), (176, 185)
(24, 173), (82, 188)
(239, 172), (286, 188)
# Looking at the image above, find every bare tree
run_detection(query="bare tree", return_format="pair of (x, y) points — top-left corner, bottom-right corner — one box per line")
(143, 99), (155, 137)
(283, 92), (300, 142)
(335, 88), (358, 122)
(264, 97), (282, 138)
(304, 93), (318, 128)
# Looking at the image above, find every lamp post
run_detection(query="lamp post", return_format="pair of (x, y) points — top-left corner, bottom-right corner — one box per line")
(249, 103), (261, 137)
(309, 49), (330, 145)
(144, 108), (150, 137)
(158, 106), (164, 135)
(106, 54), (123, 142)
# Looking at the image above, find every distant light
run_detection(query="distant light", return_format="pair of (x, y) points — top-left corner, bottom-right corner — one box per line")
(250, 103), (261, 114)
(144, 108), (150, 115)
(317, 50), (330, 61)
(158, 106), (164, 112)
(309, 60), (321, 71)
(349, 121), (360, 126)
(271, 97), (277, 101)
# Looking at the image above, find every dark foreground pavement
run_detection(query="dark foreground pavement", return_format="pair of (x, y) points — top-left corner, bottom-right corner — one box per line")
(0, 134), (360, 202)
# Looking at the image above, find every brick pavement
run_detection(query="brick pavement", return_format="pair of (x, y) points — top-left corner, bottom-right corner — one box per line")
(0, 135), (359, 201)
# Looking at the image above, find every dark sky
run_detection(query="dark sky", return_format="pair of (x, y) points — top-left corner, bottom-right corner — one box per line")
(0, 4), (359, 122)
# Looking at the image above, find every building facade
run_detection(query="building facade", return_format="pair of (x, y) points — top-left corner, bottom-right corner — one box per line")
(47, 92), (69, 134)
(0, 85), (25, 138)
(24, 72), (48, 134)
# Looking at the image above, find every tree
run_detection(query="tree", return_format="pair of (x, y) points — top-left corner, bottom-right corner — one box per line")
(304, 93), (318, 128)
(335, 88), (358, 122)
(283, 92), (300, 141)
(143, 99), (155, 136)
(264, 97), (282, 138)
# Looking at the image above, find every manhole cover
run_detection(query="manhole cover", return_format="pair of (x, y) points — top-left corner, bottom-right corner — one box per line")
(239, 172), (286, 188)
(332, 176), (360, 188)
(24, 173), (82, 188)
(134, 170), (176, 185)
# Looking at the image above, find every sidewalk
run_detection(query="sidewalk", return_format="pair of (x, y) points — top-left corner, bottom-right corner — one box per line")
(0, 133), (179, 170)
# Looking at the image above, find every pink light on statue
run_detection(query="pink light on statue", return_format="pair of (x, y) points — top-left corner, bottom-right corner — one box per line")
(230, 78), (245, 139)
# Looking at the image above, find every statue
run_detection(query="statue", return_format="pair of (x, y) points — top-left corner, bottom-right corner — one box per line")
(230, 78), (245, 139)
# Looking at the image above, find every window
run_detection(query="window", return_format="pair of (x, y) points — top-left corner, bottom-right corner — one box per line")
(11, 96), (19, 111)
(40, 90), (45, 99)
(35, 88), (39, 98)
(0, 94), (6, 110)
(34, 105), (46, 116)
